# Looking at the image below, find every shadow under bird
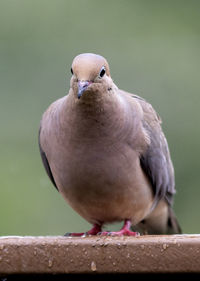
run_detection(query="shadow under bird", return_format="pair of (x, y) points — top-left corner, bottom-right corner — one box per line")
(39, 53), (181, 236)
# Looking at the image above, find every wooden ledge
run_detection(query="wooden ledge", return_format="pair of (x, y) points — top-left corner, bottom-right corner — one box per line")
(0, 235), (200, 275)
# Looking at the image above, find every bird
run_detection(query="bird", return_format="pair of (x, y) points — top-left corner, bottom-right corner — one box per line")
(39, 53), (181, 236)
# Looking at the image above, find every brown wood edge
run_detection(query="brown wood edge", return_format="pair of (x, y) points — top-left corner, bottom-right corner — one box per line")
(0, 235), (200, 274)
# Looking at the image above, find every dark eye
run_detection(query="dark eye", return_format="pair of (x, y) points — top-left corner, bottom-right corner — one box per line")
(71, 68), (73, 75)
(99, 66), (106, 78)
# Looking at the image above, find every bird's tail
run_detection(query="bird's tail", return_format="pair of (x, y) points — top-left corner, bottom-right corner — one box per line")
(133, 201), (181, 235)
(166, 207), (182, 234)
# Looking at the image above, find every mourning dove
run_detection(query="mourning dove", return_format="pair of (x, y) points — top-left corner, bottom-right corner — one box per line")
(39, 53), (181, 236)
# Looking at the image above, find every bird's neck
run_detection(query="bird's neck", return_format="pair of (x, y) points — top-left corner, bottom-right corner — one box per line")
(65, 91), (131, 142)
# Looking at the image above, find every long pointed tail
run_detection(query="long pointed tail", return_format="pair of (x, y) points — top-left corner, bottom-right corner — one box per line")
(167, 207), (182, 234)
(133, 201), (181, 235)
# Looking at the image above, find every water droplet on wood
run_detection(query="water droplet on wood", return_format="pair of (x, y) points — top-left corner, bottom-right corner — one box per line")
(91, 261), (97, 271)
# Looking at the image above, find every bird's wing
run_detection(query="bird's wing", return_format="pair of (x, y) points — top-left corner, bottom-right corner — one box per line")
(38, 126), (58, 191)
(132, 94), (175, 207)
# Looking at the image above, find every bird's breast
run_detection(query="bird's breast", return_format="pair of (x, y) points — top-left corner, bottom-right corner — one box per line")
(45, 95), (153, 224)
(52, 141), (153, 224)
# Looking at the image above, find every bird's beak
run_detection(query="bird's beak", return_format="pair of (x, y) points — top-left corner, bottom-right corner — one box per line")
(78, 81), (91, 99)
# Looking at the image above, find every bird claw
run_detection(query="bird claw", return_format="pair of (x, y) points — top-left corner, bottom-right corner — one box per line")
(64, 220), (140, 237)
(64, 223), (102, 237)
(98, 231), (112, 236)
(99, 230), (139, 237)
(98, 220), (140, 236)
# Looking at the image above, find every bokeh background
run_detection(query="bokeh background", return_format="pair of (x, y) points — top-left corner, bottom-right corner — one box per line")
(1, 0), (200, 235)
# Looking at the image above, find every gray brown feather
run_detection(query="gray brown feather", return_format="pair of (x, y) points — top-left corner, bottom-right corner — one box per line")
(38, 127), (58, 191)
(133, 95), (175, 207)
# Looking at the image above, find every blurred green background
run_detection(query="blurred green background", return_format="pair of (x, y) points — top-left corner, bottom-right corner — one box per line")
(0, 0), (200, 235)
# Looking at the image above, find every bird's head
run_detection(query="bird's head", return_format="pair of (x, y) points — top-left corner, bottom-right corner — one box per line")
(70, 53), (113, 100)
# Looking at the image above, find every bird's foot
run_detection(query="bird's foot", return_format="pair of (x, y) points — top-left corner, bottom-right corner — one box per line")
(64, 223), (102, 237)
(100, 230), (139, 236)
(100, 219), (140, 237)
(64, 220), (140, 237)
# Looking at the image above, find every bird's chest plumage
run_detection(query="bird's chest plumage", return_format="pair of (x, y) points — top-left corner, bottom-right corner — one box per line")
(50, 135), (153, 224)
(44, 96), (153, 224)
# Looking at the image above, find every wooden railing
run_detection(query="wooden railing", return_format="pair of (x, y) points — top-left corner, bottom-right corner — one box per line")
(0, 235), (200, 277)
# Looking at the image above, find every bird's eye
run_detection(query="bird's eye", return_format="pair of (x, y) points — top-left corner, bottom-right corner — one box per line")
(99, 66), (106, 78)
(71, 68), (73, 75)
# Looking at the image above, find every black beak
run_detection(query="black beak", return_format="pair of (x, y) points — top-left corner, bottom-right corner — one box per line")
(78, 81), (91, 99)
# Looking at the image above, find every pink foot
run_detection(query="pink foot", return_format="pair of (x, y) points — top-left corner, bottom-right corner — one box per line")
(86, 224), (102, 235)
(100, 219), (139, 237)
(64, 223), (102, 237)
